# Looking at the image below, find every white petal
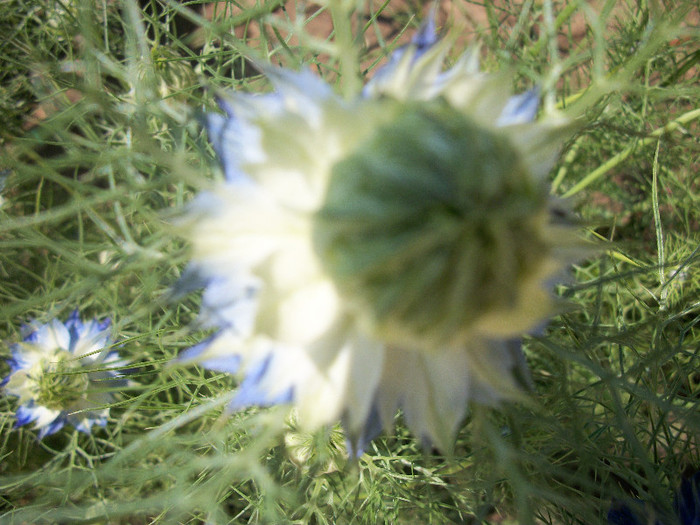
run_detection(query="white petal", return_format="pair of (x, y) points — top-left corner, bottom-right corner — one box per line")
(334, 331), (385, 433)
(31, 405), (63, 429)
(365, 37), (451, 101)
(266, 68), (332, 128)
(10, 342), (47, 369)
(72, 321), (111, 359)
(205, 111), (266, 182)
(497, 90), (540, 126)
(374, 346), (471, 450)
(257, 278), (342, 346)
(268, 333), (383, 431)
(34, 320), (71, 352)
(4, 369), (37, 403)
(442, 71), (513, 125)
(199, 275), (259, 332)
(180, 330), (250, 368)
(189, 185), (307, 275)
(501, 114), (573, 180)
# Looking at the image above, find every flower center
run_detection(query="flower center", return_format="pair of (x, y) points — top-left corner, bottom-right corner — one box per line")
(35, 351), (89, 410)
(314, 100), (549, 349)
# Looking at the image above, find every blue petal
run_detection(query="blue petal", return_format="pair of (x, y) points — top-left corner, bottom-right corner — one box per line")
(497, 89), (540, 126)
(229, 354), (294, 410)
(15, 404), (66, 438)
(14, 404), (39, 427)
(178, 334), (242, 375)
(37, 416), (66, 438)
(607, 499), (660, 525)
(505, 338), (534, 390)
(204, 113), (247, 183)
(264, 67), (332, 102)
(73, 416), (106, 434)
(178, 334), (217, 361)
(74, 421), (94, 434)
(22, 325), (39, 343)
(204, 113), (234, 175)
(98, 351), (132, 381)
(32, 320), (70, 351)
(199, 277), (257, 331)
(205, 103), (259, 185)
(81, 318), (111, 345)
(675, 471), (700, 525)
(392, 8), (439, 63)
(8, 345), (29, 369)
(0, 169), (8, 193)
(169, 264), (210, 300)
(607, 500), (644, 525)
(214, 97), (236, 118)
(201, 355), (242, 375)
(66, 313), (111, 356)
(608, 472), (700, 525)
(410, 6), (439, 51)
(362, 11), (440, 99)
(102, 350), (122, 364)
(65, 309), (84, 349)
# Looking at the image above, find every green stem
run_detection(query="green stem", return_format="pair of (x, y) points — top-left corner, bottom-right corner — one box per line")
(652, 138), (667, 308)
(562, 107), (700, 197)
(329, 0), (361, 98)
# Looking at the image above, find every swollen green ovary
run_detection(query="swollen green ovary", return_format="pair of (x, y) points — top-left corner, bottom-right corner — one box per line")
(36, 352), (89, 409)
(314, 101), (549, 349)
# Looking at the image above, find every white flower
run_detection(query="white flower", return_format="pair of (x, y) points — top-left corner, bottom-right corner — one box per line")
(178, 18), (583, 453)
(2, 310), (127, 438)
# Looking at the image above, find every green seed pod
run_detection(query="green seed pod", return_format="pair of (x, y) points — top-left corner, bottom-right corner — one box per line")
(314, 100), (551, 350)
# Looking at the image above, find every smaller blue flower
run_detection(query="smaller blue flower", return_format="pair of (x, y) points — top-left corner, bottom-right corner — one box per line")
(2, 310), (128, 439)
(608, 471), (700, 525)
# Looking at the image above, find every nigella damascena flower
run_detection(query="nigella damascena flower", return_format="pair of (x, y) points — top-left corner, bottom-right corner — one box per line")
(2, 310), (127, 438)
(177, 18), (584, 453)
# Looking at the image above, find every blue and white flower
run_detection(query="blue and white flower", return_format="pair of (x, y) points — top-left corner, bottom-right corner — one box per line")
(2, 310), (127, 438)
(178, 17), (583, 453)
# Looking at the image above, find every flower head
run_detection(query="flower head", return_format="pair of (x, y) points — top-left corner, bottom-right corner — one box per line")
(178, 18), (583, 453)
(2, 310), (126, 438)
